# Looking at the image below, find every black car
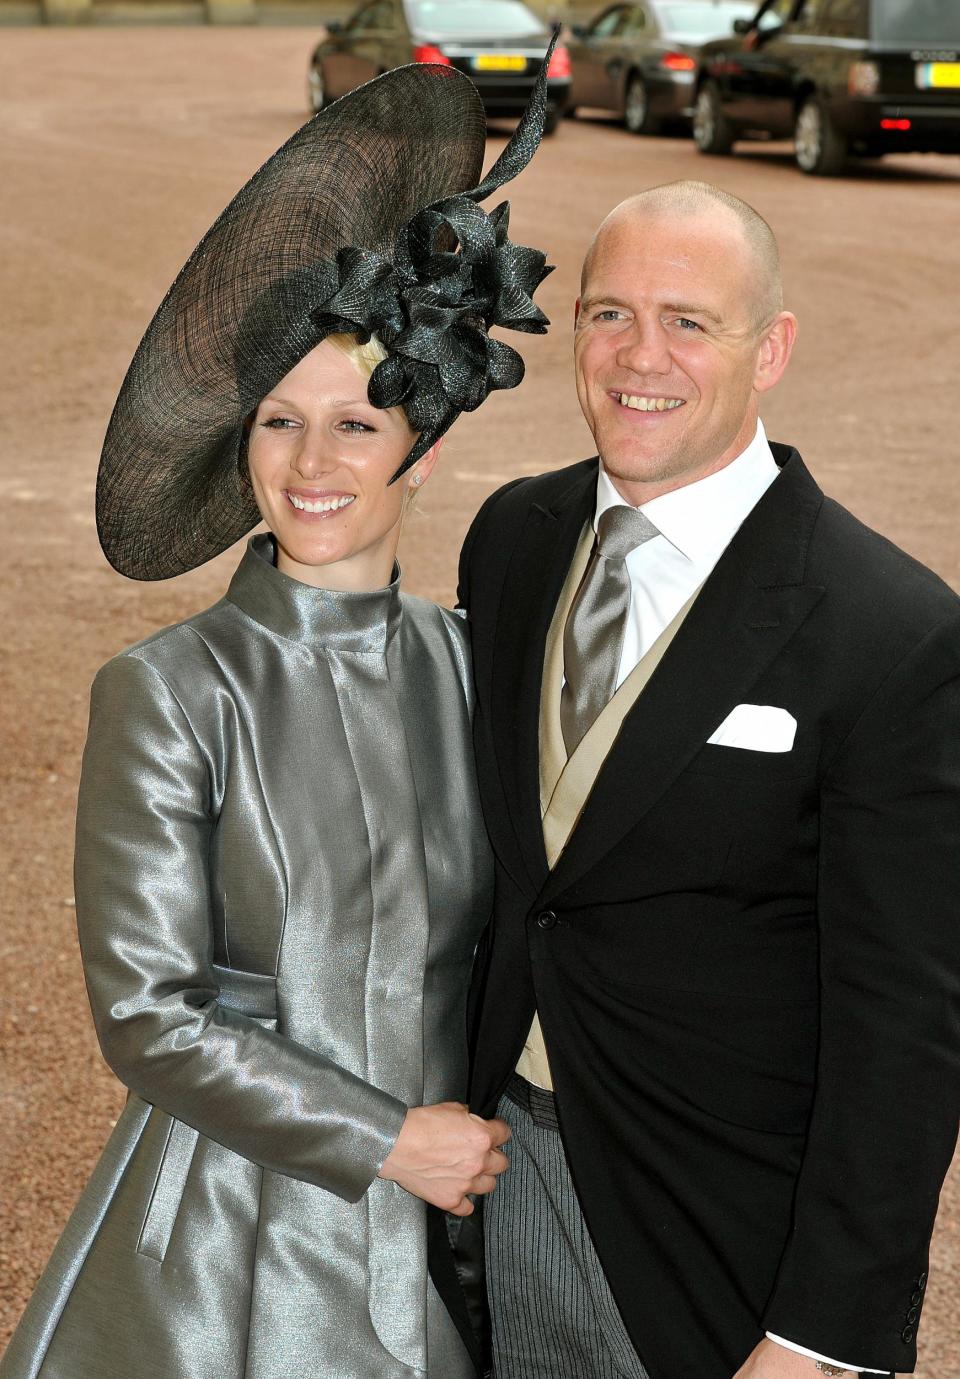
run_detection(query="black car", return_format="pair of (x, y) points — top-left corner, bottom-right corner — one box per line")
(567, 0), (768, 134)
(693, 0), (960, 174)
(307, 0), (571, 132)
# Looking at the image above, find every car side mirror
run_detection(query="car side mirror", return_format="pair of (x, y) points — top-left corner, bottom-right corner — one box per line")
(732, 17), (753, 34)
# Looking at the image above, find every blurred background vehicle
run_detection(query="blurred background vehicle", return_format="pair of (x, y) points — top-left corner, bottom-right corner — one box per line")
(692, 0), (960, 175)
(566, 0), (768, 134)
(307, 0), (571, 132)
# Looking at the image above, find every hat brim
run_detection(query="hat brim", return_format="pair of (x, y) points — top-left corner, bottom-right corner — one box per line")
(97, 64), (486, 580)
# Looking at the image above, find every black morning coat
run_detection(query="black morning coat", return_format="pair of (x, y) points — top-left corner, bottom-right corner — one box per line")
(457, 446), (960, 1379)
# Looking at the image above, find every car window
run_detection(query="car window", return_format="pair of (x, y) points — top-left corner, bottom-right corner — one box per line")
(348, 0), (393, 31)
(766, 0), (801, 23)
(872, 0), (960, 44)
(405, 0), (544, 38)
(655, 1), (768, 39)
(819, 0), (868, 35)
(742, 0), (798, 29)
(585, 5), (629, 37)
(791, 0), (828, 28)
(621, 6), (647, 35)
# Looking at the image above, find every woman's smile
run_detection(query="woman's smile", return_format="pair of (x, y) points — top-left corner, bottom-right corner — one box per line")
(284, 489), (357, 515)
(246, 338), (440, 591)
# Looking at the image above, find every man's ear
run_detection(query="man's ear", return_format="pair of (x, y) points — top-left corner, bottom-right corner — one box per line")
(753, 311), (797, 395)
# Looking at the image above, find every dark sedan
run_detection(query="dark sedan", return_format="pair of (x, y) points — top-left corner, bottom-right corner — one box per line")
(308, 0), (571, 132)
(567, 0), (766, 134)
(693, 0), (960, 174)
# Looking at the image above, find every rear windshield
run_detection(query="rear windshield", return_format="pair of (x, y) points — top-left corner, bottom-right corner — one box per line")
(872, 0), (960, 44)
(405, 0), (544, 37)
(655, 1), (766, 39)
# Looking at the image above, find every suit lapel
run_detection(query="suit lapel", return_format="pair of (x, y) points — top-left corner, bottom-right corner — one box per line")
(543, 448), (826, 902)
(491, 462), (597, 892)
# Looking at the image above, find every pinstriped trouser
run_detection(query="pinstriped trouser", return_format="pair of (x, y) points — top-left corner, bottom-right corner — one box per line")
(484, 1076), (650, 1379)
(485, 1084), (892, 1379)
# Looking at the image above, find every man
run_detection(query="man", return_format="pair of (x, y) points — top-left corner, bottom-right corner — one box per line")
(458, 181), (960, 1379)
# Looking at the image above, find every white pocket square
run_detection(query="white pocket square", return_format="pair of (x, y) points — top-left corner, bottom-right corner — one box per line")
(707, 704), (797, 753)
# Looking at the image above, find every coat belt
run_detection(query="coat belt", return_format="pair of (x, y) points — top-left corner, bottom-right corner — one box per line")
(212, 963), (278, 1022)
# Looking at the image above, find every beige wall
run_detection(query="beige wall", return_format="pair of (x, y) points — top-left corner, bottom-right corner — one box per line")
(0, 0), (572, 21)
(0, 0), (592, 27)
(0, 0), (327, 23)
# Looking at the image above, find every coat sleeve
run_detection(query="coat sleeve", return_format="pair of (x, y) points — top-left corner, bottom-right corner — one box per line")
(74, 652), (408, 1203)
(762, 611), (960, 1372)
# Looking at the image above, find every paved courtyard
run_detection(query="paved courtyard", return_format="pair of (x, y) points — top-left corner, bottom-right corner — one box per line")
(1, 27), (957, 1374)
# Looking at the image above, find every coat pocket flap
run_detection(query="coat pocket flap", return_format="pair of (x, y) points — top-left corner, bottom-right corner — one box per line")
(137, 1114), (199, 1263)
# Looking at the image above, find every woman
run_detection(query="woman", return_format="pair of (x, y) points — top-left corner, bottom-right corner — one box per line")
(1, 46), (555, 1379)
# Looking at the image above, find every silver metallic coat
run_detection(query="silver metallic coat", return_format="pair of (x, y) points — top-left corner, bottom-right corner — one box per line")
(2, 535), (492, 1379)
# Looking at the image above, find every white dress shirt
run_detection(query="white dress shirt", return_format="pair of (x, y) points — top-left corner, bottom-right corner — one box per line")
(596, 421), (883, 1376)
(595, 420), (778, 682)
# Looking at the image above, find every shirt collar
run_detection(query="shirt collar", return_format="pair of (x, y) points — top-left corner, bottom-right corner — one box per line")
(595, 420), (780, 564)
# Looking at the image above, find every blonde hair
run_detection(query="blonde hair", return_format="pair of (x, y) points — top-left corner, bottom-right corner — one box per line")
(326, 332), (427, 508)
(324, 331), (390, 381)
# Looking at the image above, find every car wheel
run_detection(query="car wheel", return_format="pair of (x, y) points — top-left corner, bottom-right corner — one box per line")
(543, 105), (561, 136)
(794, 96), (846, 175)
(307, 65), (327, 115)
(692, 81), (734, 155)
(624, 74), (660, 136)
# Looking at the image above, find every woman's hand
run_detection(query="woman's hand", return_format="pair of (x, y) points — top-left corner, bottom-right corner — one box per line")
(378, 1102), (511, 1215)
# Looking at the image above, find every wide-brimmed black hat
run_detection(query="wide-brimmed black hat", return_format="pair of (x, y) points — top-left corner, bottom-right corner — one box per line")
(97, 41), (557, 580)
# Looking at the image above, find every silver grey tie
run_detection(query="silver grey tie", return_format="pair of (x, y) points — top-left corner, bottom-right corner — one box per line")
(560, 505), (660, 755)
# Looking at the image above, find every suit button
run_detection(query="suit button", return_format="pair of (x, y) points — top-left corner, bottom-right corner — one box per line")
(901, 1326), (915, 1344)
(910, 1290), (923, 1306)
(918, 1271), (928, 1288)
(906, 1305), (919, 1323)
(536, 909), (558, 930)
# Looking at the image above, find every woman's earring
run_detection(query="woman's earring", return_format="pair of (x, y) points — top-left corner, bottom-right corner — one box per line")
(412, 473), (424, 486)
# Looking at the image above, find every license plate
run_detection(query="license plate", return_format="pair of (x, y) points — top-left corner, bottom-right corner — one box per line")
(473, 54), (527, 72)
(915, 61), (960, 89)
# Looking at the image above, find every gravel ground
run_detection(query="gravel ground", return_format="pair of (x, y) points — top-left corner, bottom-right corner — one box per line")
(0, 27), (957, 1376)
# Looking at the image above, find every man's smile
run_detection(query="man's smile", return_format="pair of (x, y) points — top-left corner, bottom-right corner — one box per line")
(614, 392), (686, 413)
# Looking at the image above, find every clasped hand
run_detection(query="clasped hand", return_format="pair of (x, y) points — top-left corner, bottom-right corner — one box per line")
(378, 1101), (511, 1215)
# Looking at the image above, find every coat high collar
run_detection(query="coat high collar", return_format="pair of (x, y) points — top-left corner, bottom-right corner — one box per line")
(226, 534), (403, 655)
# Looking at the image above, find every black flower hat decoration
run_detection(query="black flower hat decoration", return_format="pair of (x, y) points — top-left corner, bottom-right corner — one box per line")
(97, 34), (559, 579)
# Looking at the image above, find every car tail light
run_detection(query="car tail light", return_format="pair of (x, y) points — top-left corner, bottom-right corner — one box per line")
(660, 52), (696, 72)
(881, 117), (911, 130)
(413, 44), (451, 65)
(547, 44), (572, 79)
(848, 60), (879, 95)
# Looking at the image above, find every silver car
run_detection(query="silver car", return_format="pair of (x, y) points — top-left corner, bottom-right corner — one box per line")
(568, 0), (765, 133)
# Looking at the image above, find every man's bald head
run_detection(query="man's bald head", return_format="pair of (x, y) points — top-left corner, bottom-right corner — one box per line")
(581, 181), (783, 331)
(573, 178), (797, 502)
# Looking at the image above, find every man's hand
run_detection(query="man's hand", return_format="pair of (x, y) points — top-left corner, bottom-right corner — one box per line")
(378, 1102), (511, 1216)
(732, 1338), (855, 1379)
